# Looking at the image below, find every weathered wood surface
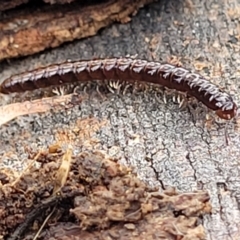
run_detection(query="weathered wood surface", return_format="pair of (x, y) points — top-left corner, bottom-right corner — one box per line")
(1, 0), (240, 239)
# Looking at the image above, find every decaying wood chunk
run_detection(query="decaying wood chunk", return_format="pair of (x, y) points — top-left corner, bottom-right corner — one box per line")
(0, 150), (211, 239)
(0, 0), (156, 61)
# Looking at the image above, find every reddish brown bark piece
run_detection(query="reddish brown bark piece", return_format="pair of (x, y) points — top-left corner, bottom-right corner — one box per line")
(0, 0), (155, 61)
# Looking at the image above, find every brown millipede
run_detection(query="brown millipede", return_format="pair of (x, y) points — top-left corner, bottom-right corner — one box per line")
(0, 58), (237, 120)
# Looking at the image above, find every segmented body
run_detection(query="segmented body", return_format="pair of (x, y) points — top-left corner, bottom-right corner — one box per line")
(0, 58), (237, 120)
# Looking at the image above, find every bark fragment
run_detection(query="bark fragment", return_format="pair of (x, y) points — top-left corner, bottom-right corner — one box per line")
(0, 0), (155, 61)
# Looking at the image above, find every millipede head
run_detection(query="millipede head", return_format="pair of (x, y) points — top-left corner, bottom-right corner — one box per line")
(215, 102), (238, 120)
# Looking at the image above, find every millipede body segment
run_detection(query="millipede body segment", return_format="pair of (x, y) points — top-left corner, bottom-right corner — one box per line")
(0, 58), (237, 120)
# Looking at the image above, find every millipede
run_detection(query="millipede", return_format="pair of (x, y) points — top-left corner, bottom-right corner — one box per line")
(0, 58), (238, 121)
